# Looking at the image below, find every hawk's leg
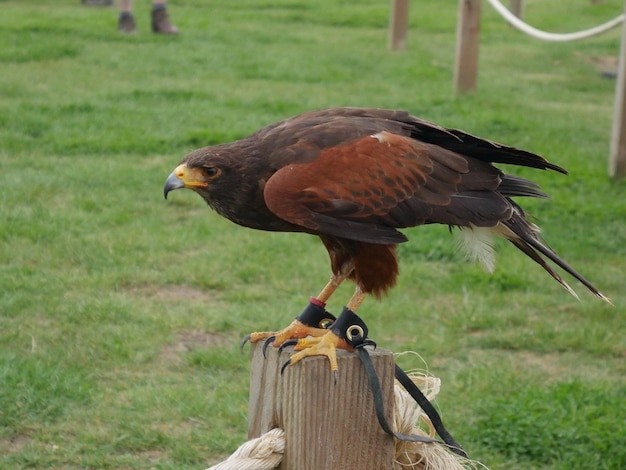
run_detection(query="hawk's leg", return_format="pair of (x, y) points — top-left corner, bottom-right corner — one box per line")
(242, 297), (334, 348)
(241, 275), (345, 350)
(281, 287), (371, 378)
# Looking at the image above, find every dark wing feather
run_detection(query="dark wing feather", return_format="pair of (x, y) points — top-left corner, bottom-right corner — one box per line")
(398, 115), (567, 173)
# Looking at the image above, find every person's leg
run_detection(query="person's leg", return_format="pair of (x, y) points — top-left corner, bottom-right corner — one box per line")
(118, 0), (136, 33)
(119, 0), (132, 12)
(151, 0), (178, 34)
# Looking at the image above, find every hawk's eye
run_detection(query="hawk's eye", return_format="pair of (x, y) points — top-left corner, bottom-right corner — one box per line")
(203, 167), (220, 178)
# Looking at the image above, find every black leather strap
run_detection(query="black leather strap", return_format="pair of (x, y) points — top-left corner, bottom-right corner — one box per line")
(332, 307), (468, 458)
(262, 299), (336, 357)
(393, 362), (467, 457)
(296, 298), (336, 329)
(355, 346), (442, 444)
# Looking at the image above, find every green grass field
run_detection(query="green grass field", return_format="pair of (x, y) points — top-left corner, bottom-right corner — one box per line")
(1, 0), (625, 468)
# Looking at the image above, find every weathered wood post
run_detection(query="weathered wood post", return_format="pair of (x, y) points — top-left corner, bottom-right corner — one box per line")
(389, 0), (410, 50)
(510, 0), (524, 19)
(609, 0), (626, 179)
(454, 0), (482, 93)
(248, 343), (396, 469)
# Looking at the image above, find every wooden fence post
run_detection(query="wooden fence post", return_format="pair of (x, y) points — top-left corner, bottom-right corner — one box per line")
(609, 1), (626, 179)
(510, 0), (524, 19)
(389, 0), (410, 50)
(248, 343), (396, 469)
(454, 0), (482, 93)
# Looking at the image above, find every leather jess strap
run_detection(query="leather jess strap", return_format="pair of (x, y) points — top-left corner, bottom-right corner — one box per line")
(333, 306), (468, 458)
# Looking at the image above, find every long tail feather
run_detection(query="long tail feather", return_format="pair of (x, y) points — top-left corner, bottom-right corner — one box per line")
(501, 212), (611, 304)
(506, 237), (580, 300)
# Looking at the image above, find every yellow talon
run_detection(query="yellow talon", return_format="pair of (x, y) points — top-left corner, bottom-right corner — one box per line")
(286, 330), (352, 376)
(244, 319), (328, 346)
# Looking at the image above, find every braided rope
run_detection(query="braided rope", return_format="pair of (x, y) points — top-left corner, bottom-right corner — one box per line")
(487, 0), (623, 42)
(205, 428), (285, 470)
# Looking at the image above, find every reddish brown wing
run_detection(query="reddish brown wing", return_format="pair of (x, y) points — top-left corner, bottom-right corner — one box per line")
(263, 131), (508, 244)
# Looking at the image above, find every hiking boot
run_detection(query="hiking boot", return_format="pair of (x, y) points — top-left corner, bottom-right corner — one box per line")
(151, 5), (179, 34)
(118, 12), (137, 33)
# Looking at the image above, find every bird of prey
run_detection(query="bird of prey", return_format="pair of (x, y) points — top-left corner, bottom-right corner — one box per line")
(164, 107), (610, 373)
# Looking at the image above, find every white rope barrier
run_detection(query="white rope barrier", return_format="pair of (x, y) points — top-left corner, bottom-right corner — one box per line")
(487, 0), (623, 42)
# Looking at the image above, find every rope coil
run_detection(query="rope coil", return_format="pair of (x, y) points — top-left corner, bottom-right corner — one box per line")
(486, 0), (623, 42)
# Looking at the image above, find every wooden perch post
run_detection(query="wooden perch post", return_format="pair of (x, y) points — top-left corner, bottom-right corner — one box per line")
(248, 343), (396, 470)
(510, 0), (524, 19)
(609, 0), (626, 179)
(454, 0), (482, 93)
(389, 0), (410, 50)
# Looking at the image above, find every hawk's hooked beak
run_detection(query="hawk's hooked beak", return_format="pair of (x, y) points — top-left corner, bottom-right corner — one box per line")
(163, 163), (207, 199)
(164, 172), (184, 199)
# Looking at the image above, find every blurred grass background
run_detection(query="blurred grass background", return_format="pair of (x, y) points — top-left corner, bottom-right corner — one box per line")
(0, 0), (624, 468)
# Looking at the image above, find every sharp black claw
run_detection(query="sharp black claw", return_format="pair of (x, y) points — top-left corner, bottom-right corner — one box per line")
(240, 334), (252, 351)
(280, 359), (291, 375)
(278, 339), (299, 354)
(262, 336), (276, 358)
